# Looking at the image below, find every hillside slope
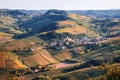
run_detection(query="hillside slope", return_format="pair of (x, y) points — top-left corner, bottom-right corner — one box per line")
(18, 10), (99, 39)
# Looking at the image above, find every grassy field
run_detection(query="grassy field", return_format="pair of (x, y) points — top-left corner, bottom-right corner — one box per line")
(68, 14), (90, 21)
(55, 19), (100, 37)
(55, 25), (87, 34)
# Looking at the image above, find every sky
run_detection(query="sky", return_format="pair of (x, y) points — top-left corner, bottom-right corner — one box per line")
(0, 0), (120, 10)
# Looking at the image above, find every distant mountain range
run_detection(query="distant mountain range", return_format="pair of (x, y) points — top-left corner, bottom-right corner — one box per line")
(1, 9), (120, 18)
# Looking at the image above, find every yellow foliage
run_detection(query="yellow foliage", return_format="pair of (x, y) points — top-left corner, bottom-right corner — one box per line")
(57, 20), (76, 27)
(68, 14), (90, 20)
(55, 25), (87, 34)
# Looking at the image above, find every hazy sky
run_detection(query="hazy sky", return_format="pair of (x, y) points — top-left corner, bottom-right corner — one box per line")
(0, 0), (120, 10)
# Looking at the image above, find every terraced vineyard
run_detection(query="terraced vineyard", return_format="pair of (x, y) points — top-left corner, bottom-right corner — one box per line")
(23, 49), (57, 67)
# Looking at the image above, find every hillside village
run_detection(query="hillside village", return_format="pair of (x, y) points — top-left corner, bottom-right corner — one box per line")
(49, 36), (110, 50)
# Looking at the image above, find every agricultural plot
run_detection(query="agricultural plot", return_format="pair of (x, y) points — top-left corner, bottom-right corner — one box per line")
(54, 50), (73, 61)
(23, 50), (57, 67)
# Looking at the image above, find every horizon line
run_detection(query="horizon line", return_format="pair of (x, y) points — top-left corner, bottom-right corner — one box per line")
(0, 8), (120, 11)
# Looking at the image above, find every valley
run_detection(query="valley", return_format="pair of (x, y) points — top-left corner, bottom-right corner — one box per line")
(0, 9), (120, 80)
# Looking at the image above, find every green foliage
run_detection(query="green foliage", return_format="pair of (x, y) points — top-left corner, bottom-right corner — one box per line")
(90, 19), (120, 37)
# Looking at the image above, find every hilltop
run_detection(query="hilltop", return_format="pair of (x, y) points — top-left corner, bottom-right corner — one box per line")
(17, 10), (100, 40)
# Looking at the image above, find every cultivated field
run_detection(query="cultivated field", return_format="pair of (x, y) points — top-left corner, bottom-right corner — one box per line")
(23, 49), (57, 67)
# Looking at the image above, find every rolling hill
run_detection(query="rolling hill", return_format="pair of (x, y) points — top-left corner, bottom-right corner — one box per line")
(0, 9), (120, 80)
(18, 10), (100, 39)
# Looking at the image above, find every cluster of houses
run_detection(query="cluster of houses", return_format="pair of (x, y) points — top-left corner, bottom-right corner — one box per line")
(50, 36), (109, 50)
(50, 37), (73, 50)
(74, 37), (108, 44)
